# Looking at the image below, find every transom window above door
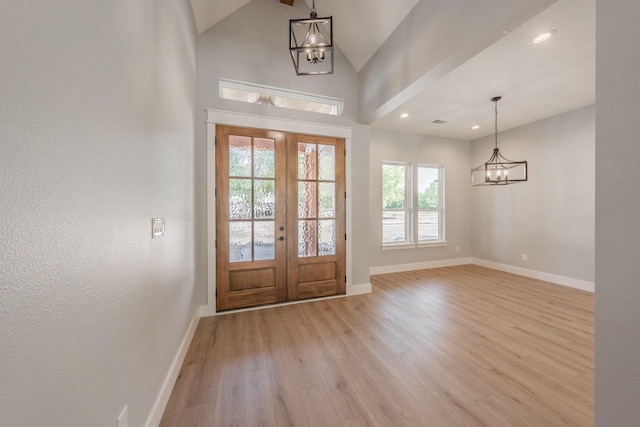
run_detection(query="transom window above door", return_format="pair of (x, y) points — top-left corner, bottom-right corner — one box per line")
(219, 79), (343, 116)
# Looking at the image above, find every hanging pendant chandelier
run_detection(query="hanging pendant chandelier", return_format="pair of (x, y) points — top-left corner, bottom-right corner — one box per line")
(289, 0), (333, 75)
(471, 96), (528, 185)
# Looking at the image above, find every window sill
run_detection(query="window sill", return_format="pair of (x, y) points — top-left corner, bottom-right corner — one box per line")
(418, 240), (448, 248)
(381, 243), (416, 251)
(382, 241), (447, 251)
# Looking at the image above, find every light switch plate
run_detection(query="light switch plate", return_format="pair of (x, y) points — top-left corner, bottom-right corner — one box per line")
(152, 218), (165, 238)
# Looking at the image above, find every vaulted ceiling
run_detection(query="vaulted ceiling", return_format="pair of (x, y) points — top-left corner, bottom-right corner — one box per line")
(189, 0), (595, 140)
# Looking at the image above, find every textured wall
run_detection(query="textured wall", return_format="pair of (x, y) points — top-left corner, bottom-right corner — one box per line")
(471, 106), (595, 283)
(0, 0), (198, 426)
(595, 0), (640, 423)
(196, 0), (370, 290)
(368, 129), (472, 268)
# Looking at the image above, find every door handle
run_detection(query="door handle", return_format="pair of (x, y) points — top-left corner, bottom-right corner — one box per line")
(278, 236), (285, 241)
(279, 226), (285, 231)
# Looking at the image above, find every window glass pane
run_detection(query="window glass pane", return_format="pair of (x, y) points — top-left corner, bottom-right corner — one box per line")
(229, 179), (252, 219)
(298, 181), (317, 218)
(319, 219), (336, 255)
(418, 211), (439, 241)
(318, 182), (335, 218)
(382, 164), (406, 209)
(382, 211), (405, 243)
(253, 138), (275, 178)
(318, 144), (336, 180)
(254, 221), (275, 260)
(298, 143), (317, 180)
(298, 220), (317, 257)
(254, 179), (275, 219)
(418, 166), (439, 209)
(229, 135), (252, 177)
(229, 221), (252, 262)
(219, 80), (343, 116)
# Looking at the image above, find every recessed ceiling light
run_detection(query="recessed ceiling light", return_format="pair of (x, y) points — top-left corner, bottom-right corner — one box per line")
(400, 113), (409, 118)
(472, 125), (480, 130)
(532, 29), (557, 44)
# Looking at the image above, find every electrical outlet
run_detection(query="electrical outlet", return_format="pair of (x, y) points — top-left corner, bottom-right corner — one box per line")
(117, 405), (128, 427)
(522, 253), (528, 261)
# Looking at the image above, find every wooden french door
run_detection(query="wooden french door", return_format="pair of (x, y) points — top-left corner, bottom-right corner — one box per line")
(216, 125), (345, 311)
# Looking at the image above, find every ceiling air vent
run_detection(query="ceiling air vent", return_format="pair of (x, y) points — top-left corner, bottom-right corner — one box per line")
(432, 120), (448, 124)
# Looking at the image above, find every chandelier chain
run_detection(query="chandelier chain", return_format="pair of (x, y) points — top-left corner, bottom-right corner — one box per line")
(494, 98), (498, 149)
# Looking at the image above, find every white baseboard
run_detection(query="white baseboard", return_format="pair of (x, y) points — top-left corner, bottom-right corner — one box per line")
(199, 303), (216, 318)
(369, 257), (473, 276)
(471, 258), (595, 292)
(145, 310), (200, 427)
(348, 282), (372, 295)
(368, 257), (594, 293)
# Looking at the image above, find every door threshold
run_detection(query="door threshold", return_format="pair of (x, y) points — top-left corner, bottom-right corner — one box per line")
(206, 293), (349, 317)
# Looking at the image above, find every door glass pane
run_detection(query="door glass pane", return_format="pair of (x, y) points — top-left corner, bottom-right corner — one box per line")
(230, 221), (252, 262)
(229, 179), (252, 219)
(318, 219), (336, 256)
(254, 138), (275, 178)
(298, 220), (317, 257)
(298, 143), (317, 180)
(229, 135), (252, 177)
(318, 144), (336, 180)
(318, 182), (335, 218)
(254, 179), (275, 219)
(254, 221), (275, 260)
(382, 211), (405, 243)
(298, 181), (317, 218)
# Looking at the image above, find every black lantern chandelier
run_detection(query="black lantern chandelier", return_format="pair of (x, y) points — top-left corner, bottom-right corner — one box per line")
(289, 0), (333, 75)
(471, 96), (528, 185)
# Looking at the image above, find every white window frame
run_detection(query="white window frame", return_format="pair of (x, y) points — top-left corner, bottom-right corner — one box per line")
(381, 161), (413, 248)
(416, 164), (445, 247)
(382, 161), (446, 250)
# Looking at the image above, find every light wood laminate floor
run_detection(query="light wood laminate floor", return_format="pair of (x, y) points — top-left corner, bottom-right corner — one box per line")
(160, 265), (594, 426)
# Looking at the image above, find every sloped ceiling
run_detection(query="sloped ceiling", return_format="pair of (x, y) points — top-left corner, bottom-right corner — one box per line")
(190, 0), (419, 71)
(189, 0), (595, 140)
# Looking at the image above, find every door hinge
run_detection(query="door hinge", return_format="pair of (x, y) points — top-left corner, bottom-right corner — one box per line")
(344, 191), (347, 198)
(215, 136), (217, 146)
(215, 188), (217, 197)
(345, 275), (347, 282)
(345, 233), (347, 240)
(215, 239), (217, 249)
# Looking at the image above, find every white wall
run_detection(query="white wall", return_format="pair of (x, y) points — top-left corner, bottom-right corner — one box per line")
(368, 129), (472, 269)
(595, 0), (640, 424)
(196, 0), (370, 288)
(0, 1), (198, 426)
(470, 106), (595, 284)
